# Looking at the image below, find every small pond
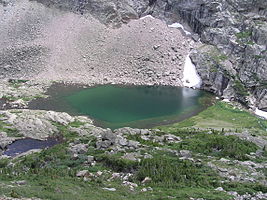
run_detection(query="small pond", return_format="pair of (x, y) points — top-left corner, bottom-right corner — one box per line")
(29, 84), (214, 129)
(3, 138), (60, 157)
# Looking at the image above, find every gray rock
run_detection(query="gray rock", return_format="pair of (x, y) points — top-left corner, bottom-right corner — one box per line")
(122, 152), (140, 161)
(101, 129), (117, 143)
(102, 187), (116, 192)
(127, 140), (140, 149)
(76, 170), (89, 177)
(180, 150), (192, 158)
(14, 180), (27, 185)
(96, 140), (112, 149)
(118, 137), (128, 146)
(141, 177), (152, 184)
(141, 187), (153, 192)
(69, 144), (88, 154)
(215, 187), (224, 192)
(87, 155), (94, 163)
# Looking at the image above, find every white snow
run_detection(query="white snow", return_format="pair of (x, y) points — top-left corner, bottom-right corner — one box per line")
(168, 22), (191, 36)
(182, 54), (202, 88)
(255, 108), (267, 119)
(140, 15), (155, 20)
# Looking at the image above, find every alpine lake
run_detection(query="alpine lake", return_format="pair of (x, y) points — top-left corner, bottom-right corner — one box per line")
(29, 84), (214, 129)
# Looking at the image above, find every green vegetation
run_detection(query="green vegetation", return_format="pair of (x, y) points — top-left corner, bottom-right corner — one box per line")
(98, 154), (138, 172)
(209, 64), (219, 72)
(8, 79), (29, 88)
(235, 31), (255, 45)
(233, 79), (249, 97)
(1, 100), (267, 199)
(171, 133), (258, 160)
(212, 54), (228, 63)
(206, 45), (228, 65)
(136, 156), (220, 188)
(0, 120), (21, 137)
(51, 122), (79, 141)
(0, 142), (232, 200)
(254, 55), (264, 59)
(223, 182), (267, 195)
(159, 102), (267, 135)
(127, 134), (161, 147)
(0, 135), (265, 200)
(235, 31), (252, 39)
(69, 120), (86, 128)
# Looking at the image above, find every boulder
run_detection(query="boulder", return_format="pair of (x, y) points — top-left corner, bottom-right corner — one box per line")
(76, 170), (89, 177)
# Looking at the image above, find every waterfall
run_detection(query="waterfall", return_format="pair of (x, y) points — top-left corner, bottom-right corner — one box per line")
(182, 54), (202, 88)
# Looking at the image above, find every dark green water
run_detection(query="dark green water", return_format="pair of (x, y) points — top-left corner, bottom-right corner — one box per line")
(29, 85), (213, 129)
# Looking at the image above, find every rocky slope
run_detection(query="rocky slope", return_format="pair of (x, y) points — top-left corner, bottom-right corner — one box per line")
(0, 0), (196, 86)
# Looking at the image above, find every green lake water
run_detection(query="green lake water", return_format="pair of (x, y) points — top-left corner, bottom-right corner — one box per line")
(29, 85), (213, 129)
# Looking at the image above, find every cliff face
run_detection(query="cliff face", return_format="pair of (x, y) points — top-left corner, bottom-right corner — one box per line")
(161, 0), (267, 110)
(134, 0), (267, 110)
(1, 0), (267, 109)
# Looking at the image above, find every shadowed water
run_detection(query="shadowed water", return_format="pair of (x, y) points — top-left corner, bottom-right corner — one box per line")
(29, 84), (213, 129)
(3, 138), (60, 157)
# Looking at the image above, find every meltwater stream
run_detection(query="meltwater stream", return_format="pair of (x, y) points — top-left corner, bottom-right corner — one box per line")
(29, 85), (213, 129)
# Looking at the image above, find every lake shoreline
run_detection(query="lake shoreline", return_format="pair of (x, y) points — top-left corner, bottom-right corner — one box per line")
(28, 84), (215, 129)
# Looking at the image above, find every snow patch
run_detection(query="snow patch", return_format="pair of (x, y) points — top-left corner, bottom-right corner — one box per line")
(182, 54), (202, 88)
(255, 108), (267, 119)
(168, 22), (191, 36)
(140, 15), (155, 20)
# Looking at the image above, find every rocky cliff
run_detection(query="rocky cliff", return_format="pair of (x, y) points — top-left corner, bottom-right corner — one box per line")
(157, 0), (267, 110)
(149, 0), (267, 110)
